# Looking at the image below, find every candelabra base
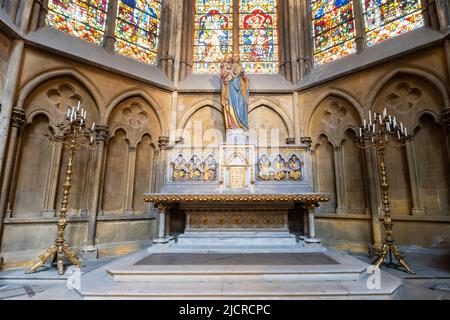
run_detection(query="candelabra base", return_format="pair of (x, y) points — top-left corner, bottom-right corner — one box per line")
(26, 243), (82, 275)
(373, 241), (415, 274)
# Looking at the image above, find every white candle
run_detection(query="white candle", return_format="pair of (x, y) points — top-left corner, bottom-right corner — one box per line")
(92, 122), (96, 130)
(373, 123), (376, 133)
(400, 122), (403, 132)
(369, 111), (372, 124)
(393, 117), (397, 127)
(379, 114), (382, 124)
(404, 127), (407, 137)
(386, 122), (390, 131)
(363, 119), (367, 128)
(397, 131), (401, 140)
(77, 100), (80, 111)
(383, 108), (387, 117)
(359, 127), (362, 137)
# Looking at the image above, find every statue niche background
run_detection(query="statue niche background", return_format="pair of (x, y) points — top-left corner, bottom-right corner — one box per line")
(220, 55), (250, 130)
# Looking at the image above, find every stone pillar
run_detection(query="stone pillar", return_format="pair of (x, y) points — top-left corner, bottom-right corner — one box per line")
(297, 0), (313, 77)
(0, 108), (25, 265)
(352, 0), (366, 53)
(41, 141), (63, 217)
(156, 136), (170, 192)
(0, 40), (24, 186)
(405, 137), (425, 215)
(153, 204), (169, 244)
(364, 147), (383, 254)
(83, 125), (108, 259)
(4, 0), (20, 22)
(442, 107), (450, 163)
(333, 146), (347, 214)
(288, 0), (299, 83)
(104, 0), (119, 53)
(304, 203), (321, 244)
(123, 145), (137, 214)
(435, 0), (450, 30)
(16, 0), (35, 33)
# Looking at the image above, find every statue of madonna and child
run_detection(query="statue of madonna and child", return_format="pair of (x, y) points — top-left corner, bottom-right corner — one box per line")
(220, 54), (250, 138)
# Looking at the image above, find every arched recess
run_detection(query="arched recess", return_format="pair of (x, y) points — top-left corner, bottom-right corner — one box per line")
(179, 99), (225, 146)
(105, 89), (168, 136)
(102, 129), (129, 214)
(248, 104), (290, 146)
(371, 71), (448, 216)
(341, 129), (367, 213)
(102, 96), (161, 214)
(312, 135), (337, 213)
(413, 113), (450, 216)
(12, 114), (52, 217)
(248, 98), (295, 139)
(308, 94), (364, 214)
(17, 67), (105, 112)
(11, 75), (100, 217)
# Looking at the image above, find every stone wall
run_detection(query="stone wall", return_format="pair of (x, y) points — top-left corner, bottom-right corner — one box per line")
(0, 1), (449, 268)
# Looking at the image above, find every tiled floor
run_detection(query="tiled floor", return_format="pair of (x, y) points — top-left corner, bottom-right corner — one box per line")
(0, 247), (448, 300)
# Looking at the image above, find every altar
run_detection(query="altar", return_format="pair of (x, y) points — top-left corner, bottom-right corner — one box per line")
(144, 193), (329, 246)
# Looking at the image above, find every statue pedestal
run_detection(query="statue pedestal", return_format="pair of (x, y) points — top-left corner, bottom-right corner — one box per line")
(226, 128), (249, 144)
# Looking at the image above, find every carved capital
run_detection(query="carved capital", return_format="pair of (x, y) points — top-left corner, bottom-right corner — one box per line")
(300, 137), (312, 150)
(442, 107), (450, 130)
(10, 108), (26, 128)
(286, 137), (295, 145)
(94, 124), (108, 141)
(129, 145), (137, 152)
(158, 136), (171, 150)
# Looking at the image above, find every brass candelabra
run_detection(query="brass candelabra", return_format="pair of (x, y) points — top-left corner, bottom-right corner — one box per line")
(26, 102), (99, 275)
(357, 108), (415, 274)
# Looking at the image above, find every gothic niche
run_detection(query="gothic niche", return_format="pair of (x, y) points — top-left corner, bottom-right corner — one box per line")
(257, 154), (302, 181)
(102, 97), (159, 215)
(171, 154), (217, 182)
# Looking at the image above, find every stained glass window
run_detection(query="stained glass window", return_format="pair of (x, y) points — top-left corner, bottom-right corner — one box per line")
(114, 0), (161, 64)
(239, 0), (279, 74)
(193, 0), (233, 74)
(363, 0), (424, 46)
(311, 0), (357, 65)
(46, 0), (109, 45)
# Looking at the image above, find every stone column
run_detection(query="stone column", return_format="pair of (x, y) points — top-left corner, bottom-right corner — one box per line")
(4, 0), (20, 22)
(334, 146), (347, 214)
(304, 203), (321, 244)
(0, 40), (24, 185)
(156, 136), (170, 192)
(364, 147), (383, 254)
(16, 0), (35, 33)
(435, 0), (450, 30)
(288, 0), (299, 83)
(442, 107), (450, 163)
(83, 125), (108, 259)
(352, 0), (366, 53)
(104, 0), (119, 53)
(123, 145), (137, 214)
(0, 108), (25, 265)
(153, 204), (169, 244)
(405, 137), (425, 215)
(41, 141), (63, 217)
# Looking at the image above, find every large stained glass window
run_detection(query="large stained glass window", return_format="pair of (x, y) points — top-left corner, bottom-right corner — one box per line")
(46, 0), (109, 45)
(363, 0), (424, 46)
(114, 0), (161, 64)
(311, 0), (357, 65)
(193, 0), (233, 74)
(239, 0), (279, 74)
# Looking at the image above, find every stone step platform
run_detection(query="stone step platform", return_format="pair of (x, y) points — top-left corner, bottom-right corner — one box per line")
(175, 231), (301, 246)
(74, 248), (402, 299)
(105, 249), (368, 282)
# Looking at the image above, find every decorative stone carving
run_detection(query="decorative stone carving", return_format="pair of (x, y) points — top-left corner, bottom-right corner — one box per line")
(171, 154), (217, 182)
(387, 82), (422, 113)
(256, 154), (303, 182)
(322, 101), (347, 128)
(10, 108), (26, 128)
(158, 136), (170, 150)
(442, 107), (450, 130)
(188, 211), (286, 229)
(46, 83), (80, 111)
(122, 103), (149, 128)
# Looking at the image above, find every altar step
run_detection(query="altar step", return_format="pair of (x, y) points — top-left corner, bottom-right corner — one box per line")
(175, 231), (302, 246)
(75, 249), (401, 299)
